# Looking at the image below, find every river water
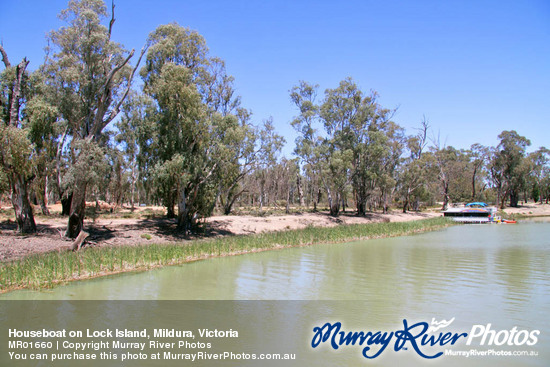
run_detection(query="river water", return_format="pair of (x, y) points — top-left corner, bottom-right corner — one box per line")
(1, 220), (549, 366)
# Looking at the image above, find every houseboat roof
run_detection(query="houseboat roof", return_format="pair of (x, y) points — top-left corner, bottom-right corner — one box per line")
(466, 202), (488, 207)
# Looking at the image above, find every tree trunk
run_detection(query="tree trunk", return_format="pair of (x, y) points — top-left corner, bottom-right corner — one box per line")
(177, 193), (190, 232)
(357, 199), (366, 216)
(441, 181), (449, 211)
(510, 190), (520, 208)
(285, 188), (290, 214)
(65, 181), (87, 238)
(327, 189), (340, 217)
(10, 173), (37, 234)
(167, 205), (176, 218)
(177, 189), (198, 233)
(402, 189), (410, 213)
(259, 180), (265, 212)
(37, 175), (50, 216)
(61, 193), (72, 216)
(130, 164), (137, 209)
(329, 201), (340, 217)
(471, 168), (477, 201)
(39, 198), (50, 216)
(296, 174), (305, 207)
(499, 189), (507, 209)
(164, 191), (176, 218)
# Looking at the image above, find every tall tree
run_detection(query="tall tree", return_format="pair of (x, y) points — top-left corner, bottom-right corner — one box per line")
(0, 44), (36, 233)
(290, 81), (323, 210)
(528, 147), (550, 204)
(139, 23), (277, 231)
(44, 0), (144, 237)
(491, 130), (531, 208)
(468, 143), (490, 201)
(116, 92), (155, 209)
(398, 119), (429, 213)
(430, 146), (471, 210)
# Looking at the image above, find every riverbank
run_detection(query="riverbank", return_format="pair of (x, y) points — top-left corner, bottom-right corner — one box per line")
(0, 208), (438, 262)
(0, 216), (452, 293)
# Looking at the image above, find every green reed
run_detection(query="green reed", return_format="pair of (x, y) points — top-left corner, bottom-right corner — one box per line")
(0, 217), (452, 292)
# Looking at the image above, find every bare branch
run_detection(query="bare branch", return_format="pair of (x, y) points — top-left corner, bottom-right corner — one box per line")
(101, 44), (148, 129)
(90, 49), (135, 135)
(0, 44), (11, 68)
(8, 58), (30, 126)
(108, 0), (116, 40)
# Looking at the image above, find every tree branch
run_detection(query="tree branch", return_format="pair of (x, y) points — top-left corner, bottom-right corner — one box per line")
(98, 44), (147, 133)
(108, 0), (116, 40)
(8, 58), (29, 127)
(0, 44), (11, 68)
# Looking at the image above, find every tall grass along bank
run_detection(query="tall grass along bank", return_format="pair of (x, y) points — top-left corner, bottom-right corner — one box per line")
(0, 217), (452, 292)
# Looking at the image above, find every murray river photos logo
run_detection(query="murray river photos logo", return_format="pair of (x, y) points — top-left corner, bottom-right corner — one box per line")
(311, 318), (540, 359)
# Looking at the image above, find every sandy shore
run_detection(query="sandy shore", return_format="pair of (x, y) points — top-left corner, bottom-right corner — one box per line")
(0, 206), (437, 262)
(1, 202), (548, 263)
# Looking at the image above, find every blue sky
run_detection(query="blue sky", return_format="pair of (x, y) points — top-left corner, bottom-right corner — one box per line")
(1, 0), (549, 156)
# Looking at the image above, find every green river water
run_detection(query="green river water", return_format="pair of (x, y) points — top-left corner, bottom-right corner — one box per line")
(1, 219), (549, 366)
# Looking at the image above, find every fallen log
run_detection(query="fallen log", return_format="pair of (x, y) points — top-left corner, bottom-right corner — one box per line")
(71, 231), (89, 251)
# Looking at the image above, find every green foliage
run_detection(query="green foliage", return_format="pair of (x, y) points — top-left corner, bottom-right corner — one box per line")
(45, 0), (132, 139)
(291, 78), (403, 216)
(0, 126), (33, 177)
(62, 139), (109, 195)
(140, 23), (254, 229)
(489, 130), (531, 207)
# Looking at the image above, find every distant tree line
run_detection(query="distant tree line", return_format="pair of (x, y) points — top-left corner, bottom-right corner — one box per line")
(1, 0), (549, 236)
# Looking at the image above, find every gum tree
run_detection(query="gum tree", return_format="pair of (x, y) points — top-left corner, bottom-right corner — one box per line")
(0, 44), (37, 233)
(139, 23), (281, 230)
(44, 0), (144, 237)
(491, 130), (531, 208)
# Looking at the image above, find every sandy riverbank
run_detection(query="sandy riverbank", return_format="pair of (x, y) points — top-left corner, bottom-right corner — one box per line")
(0, 205), (437, 262)
(1, 202), (548, 263)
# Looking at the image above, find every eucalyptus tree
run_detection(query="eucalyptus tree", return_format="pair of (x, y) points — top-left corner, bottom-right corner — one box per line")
(490, 130), (531, 208)
(0, 45), (36, 232)
(468, 143), (490, 201)
(529, 147), (550, 204)
(291, 78), (403, 216)
(430, 145), (472, 210)
(214, 110), (256, 215)
(115, 92), (156, 209)
(144, 62), (218, 228)
(255, 118), (285, 212)
(318, 78), (359, 215)
(291, 80), (352, 216)
(377, 121), (405, 213)
(44, 0), (145, 237)
(398, 119), (429, 212)
(444, 148), (473, 204)
(139, 23), (276, 231)
(214, 110), (285, 215)
(487, 146), (506, 209)
(290, 81), (323, 210)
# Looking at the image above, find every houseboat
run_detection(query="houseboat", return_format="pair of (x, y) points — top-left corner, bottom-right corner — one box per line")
(443, 202), (499, 223)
